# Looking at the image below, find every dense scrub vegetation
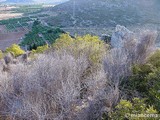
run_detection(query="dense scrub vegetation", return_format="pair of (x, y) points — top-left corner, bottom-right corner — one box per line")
(122, 50), (160, 111)
(0, 26), (160, 119)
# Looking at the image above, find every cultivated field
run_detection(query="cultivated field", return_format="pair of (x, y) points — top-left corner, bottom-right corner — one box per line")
(0, 25), (27, 50)
(0, 32), (27, 50)
(0, 4), (49, 50)
(0, 5), (22, 20)
(0, 13), (22, 20)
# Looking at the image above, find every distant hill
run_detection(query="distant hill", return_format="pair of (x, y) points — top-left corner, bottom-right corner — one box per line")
(44, 0), (140, 28)
(44, 0), (160, 28)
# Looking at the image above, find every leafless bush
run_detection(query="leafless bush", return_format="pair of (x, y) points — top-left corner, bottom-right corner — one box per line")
(0, 50), (107, 120)
(134, 31), (157, 64)
(0, 60), (4, 72)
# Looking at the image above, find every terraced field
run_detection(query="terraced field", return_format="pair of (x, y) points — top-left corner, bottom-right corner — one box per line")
(0, 28), (27, 50)
(0, 4), (52, 50)
(20, 22), (64, 50)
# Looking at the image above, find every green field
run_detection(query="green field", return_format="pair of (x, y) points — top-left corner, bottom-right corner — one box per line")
(0, 4), (64, 50)
(0, 17), (32, 31)
(11, 4), (44, 15)
(20, 21), (65, 50)
(0, 4), (51, 31)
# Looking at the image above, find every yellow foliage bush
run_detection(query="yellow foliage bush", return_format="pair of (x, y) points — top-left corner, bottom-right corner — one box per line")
(53, 34), (74, 50)
(5, 44), (25, 57)
(53, 34), (108, 64)
(32, 44), (49, 54)
(0, 50), (3, 59)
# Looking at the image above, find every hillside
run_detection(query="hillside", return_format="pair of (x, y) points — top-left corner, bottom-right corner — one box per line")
(45, 0), (160, 28)
(45, 0), (139, 27)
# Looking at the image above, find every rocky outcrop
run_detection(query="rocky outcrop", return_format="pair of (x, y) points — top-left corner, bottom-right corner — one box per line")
(4, 53), (14, 65)
(111, 25), (134, 48)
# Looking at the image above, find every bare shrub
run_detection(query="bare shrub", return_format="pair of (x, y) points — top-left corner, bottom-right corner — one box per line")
(0, 59), (4, 72)
(0, 67), (10, 119)
(134, 31), (157, 64)
(0, 50), (107, 120)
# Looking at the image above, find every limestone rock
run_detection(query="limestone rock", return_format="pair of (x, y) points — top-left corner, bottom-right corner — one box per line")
(111, 25), (133, 48)
(4, 53), (14, 65)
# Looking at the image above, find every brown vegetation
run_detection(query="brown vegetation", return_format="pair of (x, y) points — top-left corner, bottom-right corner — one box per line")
(0, 28), (158, 119)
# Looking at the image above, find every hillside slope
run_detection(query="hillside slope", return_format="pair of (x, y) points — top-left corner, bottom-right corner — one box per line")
(45, 0), (160, 28)
(45, 0), (139, 27)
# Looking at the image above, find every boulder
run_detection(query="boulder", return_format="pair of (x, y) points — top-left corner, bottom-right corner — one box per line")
(100, 34), (111, 44)
(4, 53), (14, 65)
(17, 51), (31, 63)
(111, 25), (133, 48)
